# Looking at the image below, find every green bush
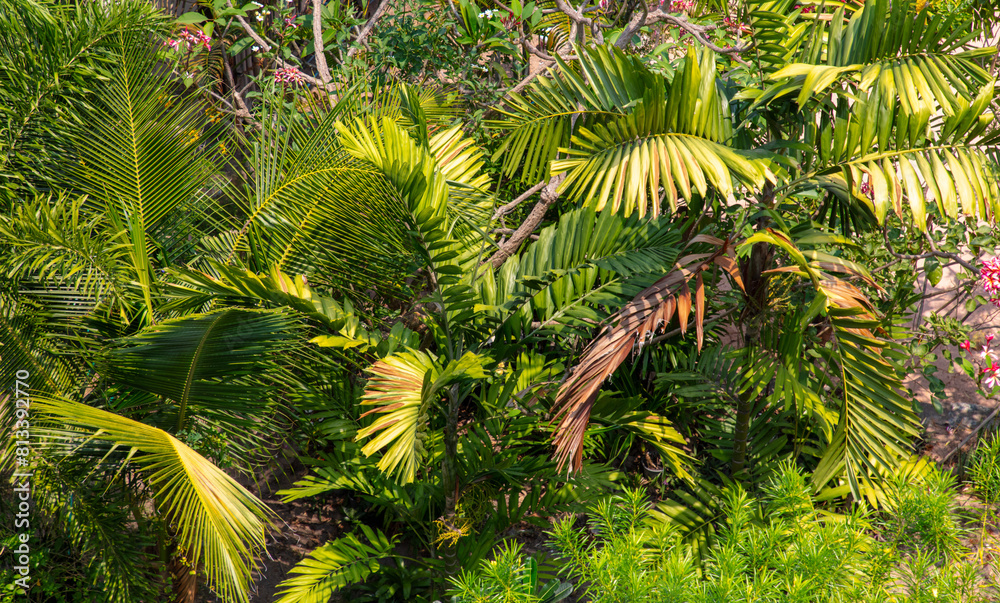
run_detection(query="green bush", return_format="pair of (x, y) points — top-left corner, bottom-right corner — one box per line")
(452, 464), (997, 603)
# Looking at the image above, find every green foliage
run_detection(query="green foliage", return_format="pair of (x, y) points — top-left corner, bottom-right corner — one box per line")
(274, 526), (397, 603)
(460, 464), (996, 603)
(5, 0), (1000, 600)
(449, 541), (572, 603)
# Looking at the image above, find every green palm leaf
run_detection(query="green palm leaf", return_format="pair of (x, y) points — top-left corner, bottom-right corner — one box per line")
(68, 33), (215, 319)
(762, 0), (992, 114)
(495, 44), (773, 217)
(274, 526), (396, 603)
(34, 396), (276, 603)
(103, 308), (295, 431)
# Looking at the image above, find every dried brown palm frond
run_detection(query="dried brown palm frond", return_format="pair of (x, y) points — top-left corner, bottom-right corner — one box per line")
(551, 234), (746, 472)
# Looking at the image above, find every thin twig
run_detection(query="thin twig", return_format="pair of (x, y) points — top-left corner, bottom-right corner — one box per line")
(883, 228), (981, 276)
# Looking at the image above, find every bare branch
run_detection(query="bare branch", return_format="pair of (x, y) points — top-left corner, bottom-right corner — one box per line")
(312, 0), (333, 87)
(227, 1), (331, 90)
(487, 174), (565, 268)
(346, 0), (390, 60)
(221, 49), (261, 130)
(883, 228), (980, 276)
(492, 180), (548, 220)
(618, 7), (751, 63)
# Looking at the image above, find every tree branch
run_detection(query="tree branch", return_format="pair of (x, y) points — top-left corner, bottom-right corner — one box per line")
(492, 180), (548, 220)
(346, 0), (390, 59)
(487, 174), (565, 268)
(227, 2), (331, 90)
(883, 228), (981, 276)
(311, 0), (333, 87)
(617, 7), (751, 63)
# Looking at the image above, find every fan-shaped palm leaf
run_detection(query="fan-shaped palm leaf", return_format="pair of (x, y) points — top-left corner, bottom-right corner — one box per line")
(357, 350), (487, 483)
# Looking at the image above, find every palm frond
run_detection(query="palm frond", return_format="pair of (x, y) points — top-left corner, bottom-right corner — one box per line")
(34, 396), (276, 603)
(490, 43), (664, 185)
(551, 236), (745, 472)
(164, 260), (366, 337)
(69, 32), (215, 318)
(811, 306), (921, 499)
(357, 350), (487, 483)
(0, 194), (130, 309)
(102, 308), (296, 431)
(763, 0), (992, 114)
(480, 207), (684, 346)
(498, 44), (772, 217)
(274, 526), (397, 603)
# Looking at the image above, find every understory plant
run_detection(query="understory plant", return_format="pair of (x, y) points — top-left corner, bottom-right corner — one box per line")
(453, 464), (996, 603)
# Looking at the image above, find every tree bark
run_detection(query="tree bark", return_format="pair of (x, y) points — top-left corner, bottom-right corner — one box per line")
(487, 174), (564, 269)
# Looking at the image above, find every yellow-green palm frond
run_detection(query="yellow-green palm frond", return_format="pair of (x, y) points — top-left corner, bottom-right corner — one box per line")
(792, 81), (1000, 230)
(34, 396), (276, 603)
(742, 226), (921, 499)
(0, 194), (131, 311)
(762, 0), (993, 115)
(494, 45), (774, 217)
(357, 350), (487, 483)
(490, 43), (665, 185)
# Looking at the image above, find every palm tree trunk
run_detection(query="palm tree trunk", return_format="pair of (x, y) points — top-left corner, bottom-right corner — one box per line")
(731, 185), (775, 480)
(440, 385), (461, 576)
(730, 392), (753, 479)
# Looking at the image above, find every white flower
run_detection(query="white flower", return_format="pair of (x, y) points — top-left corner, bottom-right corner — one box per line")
(256, 12), (264, 20)
(252, 45), (261, 51)
(249, 1), (262, 6)
(478, 11), (485, 17)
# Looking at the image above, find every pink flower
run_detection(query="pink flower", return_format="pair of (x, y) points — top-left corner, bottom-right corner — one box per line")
(859, 180), (873, 199)
(983, 361), (1000, 389)
(988, 334), (995, 345)
(500, 11), (521, 28)
(274, 66), (306, 84)
(961, 340), (972, 352)
(172, 29), (211, 52)
(981, 257), (1000, 297)
(667, 0), (694, 12)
